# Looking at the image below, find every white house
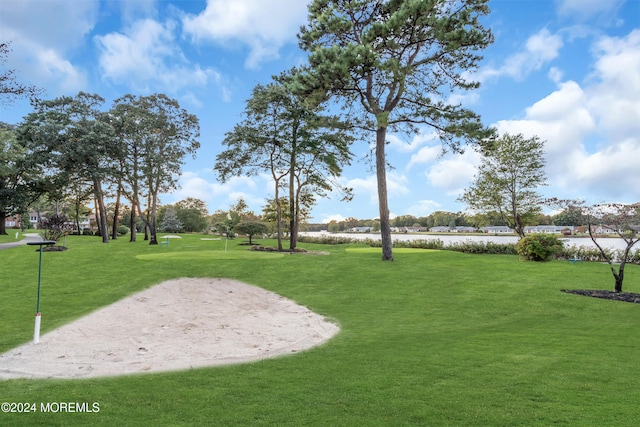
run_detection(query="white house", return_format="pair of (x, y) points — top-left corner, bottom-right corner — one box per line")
(480, 226), (514, 234)
(455, 226), (477, 233)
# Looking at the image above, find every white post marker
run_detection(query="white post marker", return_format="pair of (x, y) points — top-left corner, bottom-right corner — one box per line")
(27, 240), (56, 344)
(225, 212), (232, 252)
(34, 313), (41, 344)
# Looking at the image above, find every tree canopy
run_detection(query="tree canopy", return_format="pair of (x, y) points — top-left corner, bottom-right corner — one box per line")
(215, 70), (352, 251)
(297, 0), (495, 260)
(460, 133), (547, 238)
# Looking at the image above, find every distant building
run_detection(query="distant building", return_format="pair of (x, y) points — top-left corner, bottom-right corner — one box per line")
(4, 215), (19, 228)
(429, 226), (451, 233)
(479, 226), (514, 234)
(350, 226), (372, 233)
(402, 226), (427, 233)
(455, 226), (477, 233)
(524, 225), (576, 234)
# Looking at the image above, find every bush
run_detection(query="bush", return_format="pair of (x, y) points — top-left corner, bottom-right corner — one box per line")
(559, 244), (640, 265)
(117, 225), (130, 236)
(297, 235), (358, 245)
(39, 213), (73, 242)
(517, 234), (564, 261)
(447, 241), (517, 255)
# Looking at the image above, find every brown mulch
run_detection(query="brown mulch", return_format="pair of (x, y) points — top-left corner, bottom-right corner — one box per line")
(561, 289), (640, 304)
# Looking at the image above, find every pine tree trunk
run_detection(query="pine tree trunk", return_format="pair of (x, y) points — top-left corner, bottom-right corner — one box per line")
(93, 178), (110, 243)
(111, 184), (122, 240)
(129, 205), (137, 242)
(376, 126), (393, 261)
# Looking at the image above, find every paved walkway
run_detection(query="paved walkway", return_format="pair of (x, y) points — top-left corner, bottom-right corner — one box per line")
(0, 233), (44, 251)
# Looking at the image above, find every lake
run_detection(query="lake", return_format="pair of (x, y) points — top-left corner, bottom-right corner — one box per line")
(300, 232), (631, 251)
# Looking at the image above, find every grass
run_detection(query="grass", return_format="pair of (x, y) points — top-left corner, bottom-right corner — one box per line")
(0, 231), (23, 243)
(1, 234), (640, 426)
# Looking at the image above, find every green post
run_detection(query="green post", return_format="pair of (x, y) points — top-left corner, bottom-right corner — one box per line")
(27, 240), (56, 344)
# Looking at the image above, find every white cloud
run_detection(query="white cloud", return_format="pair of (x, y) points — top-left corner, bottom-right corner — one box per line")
(407, 145), (442, 169)
(586, 29), (640, 139)
(0, 0), (97, 95)
(548, 67), (564, 83)
(346, 173), (410, 204)
(320, 214), (346, 224)
(425, 150), (481, 196)
(475, 28), (564, 82)
(387, 130), (439, 153)
(163, 171), (263, 214)
(572, 138), (640, 198)
(406, 200), (443, 217)
(181, 0), (308, 68)
(95, 19), (222, 96)
(555, 0), (626, 21)
(493, 30), (640, 204)
(111, 0), (157, 23)
(0, 0), (98, 48)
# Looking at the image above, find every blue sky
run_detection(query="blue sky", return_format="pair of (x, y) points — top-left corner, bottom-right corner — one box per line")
(1, 0), (639, 223)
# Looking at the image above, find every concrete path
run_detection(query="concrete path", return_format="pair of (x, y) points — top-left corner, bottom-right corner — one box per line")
(0, 233), (43, 251)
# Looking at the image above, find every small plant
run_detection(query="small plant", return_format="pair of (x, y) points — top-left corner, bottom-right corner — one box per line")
(517, 234), (564, 261)
(117, 225), (130, 236)
(39, 213), (73, 242)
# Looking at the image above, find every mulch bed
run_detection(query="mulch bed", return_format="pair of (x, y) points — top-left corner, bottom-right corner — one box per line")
(561, 289), (640, 304)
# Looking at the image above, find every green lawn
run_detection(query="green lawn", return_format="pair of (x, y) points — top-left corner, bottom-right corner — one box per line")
(0, 231), (23, 243)
(1, 234), (639, 426)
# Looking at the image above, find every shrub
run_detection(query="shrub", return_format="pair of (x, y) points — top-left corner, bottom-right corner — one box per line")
(39, 213), (73, 242)
(117, 225), (130, 236)
(517, 234), (564, 261)
(559, 244), (640, 265)
(447, 241), (517, 255)
(297, 235), (358, 245)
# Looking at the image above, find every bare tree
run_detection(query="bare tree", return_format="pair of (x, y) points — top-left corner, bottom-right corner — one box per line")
(586, 202), (640, 293)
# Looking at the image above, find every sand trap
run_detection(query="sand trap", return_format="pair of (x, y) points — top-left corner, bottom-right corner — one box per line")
(0, 278), (339, 380)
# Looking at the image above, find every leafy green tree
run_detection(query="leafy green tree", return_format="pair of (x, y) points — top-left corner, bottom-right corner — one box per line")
(173, 198), (210, 232)
(552, 206), (587, 227)
(297, 0), (494, 260)
(18, 92), (117, 242)
(110, 94), (200, 245)
(175, 197), (209, 216)
(159, 205), (183, 233)
(215, 71), (352, 251)
(0, 123), (44, 234)
(460, 133), (547, 238)
(262, 197), (292, 237)
(63, 174), (93, 234)
(109, 95), (146, 242)
(235, 221), (268, 245)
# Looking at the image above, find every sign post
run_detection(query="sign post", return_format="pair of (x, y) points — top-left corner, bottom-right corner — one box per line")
(27, 240), (56, 344)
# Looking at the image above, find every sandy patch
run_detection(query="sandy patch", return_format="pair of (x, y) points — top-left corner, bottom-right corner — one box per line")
(0, 278), (339, 380)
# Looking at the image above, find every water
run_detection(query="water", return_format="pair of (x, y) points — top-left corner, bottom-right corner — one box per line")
(300, 232), (632, 251)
